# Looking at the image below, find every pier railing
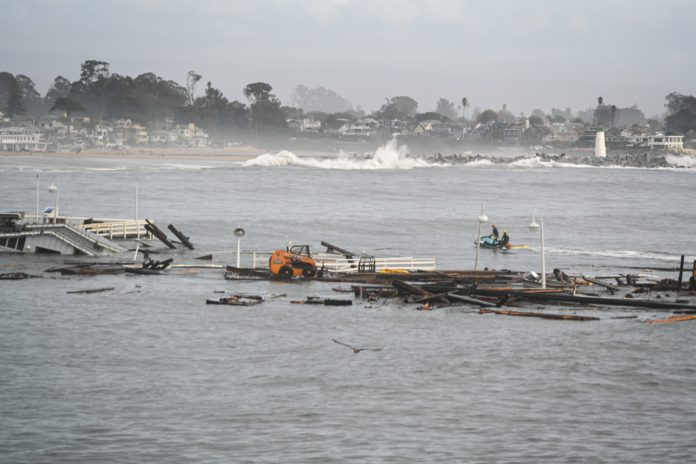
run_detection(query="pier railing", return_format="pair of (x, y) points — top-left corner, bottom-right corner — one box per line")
(23, 215), (151, 240)
(241, 252), (436, 273)
(23, 223), (126, 255)
(80, 220), (150, 240)
(314, 255), (437, 273)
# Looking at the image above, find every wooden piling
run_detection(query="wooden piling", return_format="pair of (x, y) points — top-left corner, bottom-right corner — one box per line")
(144, 219), (176, 249)
(677, 255), (685, 292)
(168, 224), (195, 250)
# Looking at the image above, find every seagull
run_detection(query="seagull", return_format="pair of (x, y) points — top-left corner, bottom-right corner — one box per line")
(332, 338), (382, 354)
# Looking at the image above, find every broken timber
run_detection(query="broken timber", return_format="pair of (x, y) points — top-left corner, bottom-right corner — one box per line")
(0, 272), (41, 280)
(291, 297), (353, 306)
(145, 219), (176, 249)
(446, 292), (499, 307)
(168, 224), (194, 250)
(581, 276), (620, 294)
(479, 308), (600, 321)
(648, 314), (696, 325)
(500, 291), (696, 311)
(66, 287), (115, 294)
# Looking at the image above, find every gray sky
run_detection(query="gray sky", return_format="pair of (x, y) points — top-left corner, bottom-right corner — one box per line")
(1, 0), (694, 116)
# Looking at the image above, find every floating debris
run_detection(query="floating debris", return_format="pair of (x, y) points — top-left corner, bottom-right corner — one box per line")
(648, 315), (696, 325)
(206, 294), (264, 306)
(0, 272), (41, 280)
(291, 297), (352, 306)
(66, 287), (115, 295)
(479, 308), (600, 321)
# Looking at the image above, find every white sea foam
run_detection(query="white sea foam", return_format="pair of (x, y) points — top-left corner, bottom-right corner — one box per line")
(242, 150), (299, 167)
(242, 138), (446, 170)
(665, 154), (696, 168)
(462, 159), (494, 167)
(545, 246), (690, 262)
(507, 157), (594, 169)
(160, 163), (216, 170)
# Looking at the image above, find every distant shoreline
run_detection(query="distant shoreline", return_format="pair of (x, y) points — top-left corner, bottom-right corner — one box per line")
(0, 146), (267, 162)
(1, 145), (692, 164)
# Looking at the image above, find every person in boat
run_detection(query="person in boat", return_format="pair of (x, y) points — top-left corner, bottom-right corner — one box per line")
(491, 224), (499, 241)
(498, 230), (510, 248)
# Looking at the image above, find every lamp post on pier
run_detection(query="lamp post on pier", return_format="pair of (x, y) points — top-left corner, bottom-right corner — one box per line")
(528, 212), (546, 288)
(48, 184), (59, 223)
(35, 174), (40, 223)
(474, 202), (488, 271)
(234, 227), (245, 268)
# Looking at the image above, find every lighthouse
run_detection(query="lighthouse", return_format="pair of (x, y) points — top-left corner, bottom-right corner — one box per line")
(594, 130), (606, 158)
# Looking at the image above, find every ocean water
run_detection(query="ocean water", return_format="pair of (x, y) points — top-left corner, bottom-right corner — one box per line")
(1, 143), (696, 463)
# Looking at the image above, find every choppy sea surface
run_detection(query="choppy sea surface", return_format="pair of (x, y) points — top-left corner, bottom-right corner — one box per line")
(1, 143), (696, 463)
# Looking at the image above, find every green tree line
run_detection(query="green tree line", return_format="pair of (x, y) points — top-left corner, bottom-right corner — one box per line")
(2, 60), (696, 138)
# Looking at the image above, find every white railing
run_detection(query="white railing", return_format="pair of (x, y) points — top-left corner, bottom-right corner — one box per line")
(210, 250), (436, 273)
(314, 255), (437, 273)
(81, 220), (149, 240)
(23, 223), (125, 254)
(22, 215), (150, 240)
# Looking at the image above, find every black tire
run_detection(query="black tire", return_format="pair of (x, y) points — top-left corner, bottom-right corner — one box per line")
(279, 266), (294, 280)
(303, 267), (316, 278)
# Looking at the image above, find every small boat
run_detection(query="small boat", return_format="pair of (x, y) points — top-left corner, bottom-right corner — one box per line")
(476, 236), (509, 250)
(475, 236), (529, 251)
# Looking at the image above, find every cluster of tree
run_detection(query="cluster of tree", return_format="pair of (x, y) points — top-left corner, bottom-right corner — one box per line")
(665, 92), (696, 135)
(0, 60), (290, 139)
(370, 96), (470, 124)
(0, 72), (44, 116)
(7, 60), (691, 140)
(291, 85), (353, 114)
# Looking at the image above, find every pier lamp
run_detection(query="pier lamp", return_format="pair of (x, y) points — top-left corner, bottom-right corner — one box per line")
(234, 227), (245, 268)
(474, 202), (488, 271)
(528, 213), (546, 289)
(48, 184), (59, 223)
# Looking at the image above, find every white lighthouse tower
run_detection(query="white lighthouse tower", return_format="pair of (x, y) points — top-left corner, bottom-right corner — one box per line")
(594, 130), (607, 158)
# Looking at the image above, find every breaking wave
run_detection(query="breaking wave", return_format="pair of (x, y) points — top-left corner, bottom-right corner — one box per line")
(506, 158), (594, 169)
(462, 159), (494, 167)
(242, 138), (445, 170)
(664, 154), (696, 169)
(545, 246), (690, 262)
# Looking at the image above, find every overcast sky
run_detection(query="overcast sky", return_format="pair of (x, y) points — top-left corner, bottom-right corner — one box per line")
(1, 0), (694, 116)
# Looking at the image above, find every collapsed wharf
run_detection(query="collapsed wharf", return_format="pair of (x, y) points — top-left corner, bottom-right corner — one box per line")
(224, 264), (696, 313)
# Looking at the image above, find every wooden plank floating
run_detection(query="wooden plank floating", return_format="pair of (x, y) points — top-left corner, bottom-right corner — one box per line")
(648, 314), (696, 325)
(479, 308), (600, 321)
(291, 297), (353, 306)
(507, 291), (696, 311)
(0, 272), (41, 280)
(446, 292), (498, 308)
(66, 287), (115, 294)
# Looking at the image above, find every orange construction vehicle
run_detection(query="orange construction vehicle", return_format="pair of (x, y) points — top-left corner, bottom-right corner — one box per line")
(269, 244), (317, 279)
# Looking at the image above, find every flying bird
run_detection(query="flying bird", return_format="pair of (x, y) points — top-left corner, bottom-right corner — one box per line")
(332, 338), (382, 354)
